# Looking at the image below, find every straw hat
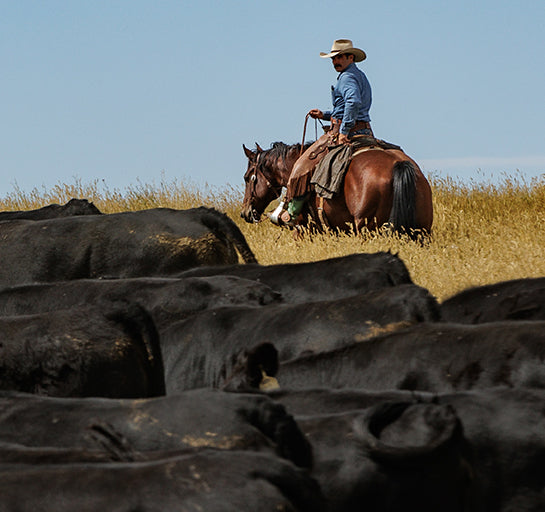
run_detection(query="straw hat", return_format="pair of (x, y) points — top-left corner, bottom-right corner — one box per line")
(319, 39), (366, 62)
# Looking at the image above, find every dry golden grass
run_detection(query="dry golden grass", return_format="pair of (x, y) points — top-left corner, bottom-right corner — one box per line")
(1, 171), (544, 302)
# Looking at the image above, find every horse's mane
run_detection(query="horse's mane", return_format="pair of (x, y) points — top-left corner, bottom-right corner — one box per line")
(262, 141), (313, 160)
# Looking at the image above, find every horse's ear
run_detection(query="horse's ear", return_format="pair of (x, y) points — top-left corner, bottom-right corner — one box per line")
(243, 144), (255, 161)
(255, 142), (264, 153)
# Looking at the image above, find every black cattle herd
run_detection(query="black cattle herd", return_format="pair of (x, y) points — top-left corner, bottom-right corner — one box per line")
(0, 199), (544, 511)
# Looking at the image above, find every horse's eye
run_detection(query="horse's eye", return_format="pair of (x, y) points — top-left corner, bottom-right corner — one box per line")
(250, 174), (257, 183)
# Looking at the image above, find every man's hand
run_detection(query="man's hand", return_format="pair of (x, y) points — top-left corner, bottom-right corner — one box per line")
(337, 133), (350, 145)
(308, 109), (323, 119)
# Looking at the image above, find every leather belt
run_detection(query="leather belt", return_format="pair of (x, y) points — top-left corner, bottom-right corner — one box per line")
(350, 121), (371, 133)
(330, 118), (371, 134)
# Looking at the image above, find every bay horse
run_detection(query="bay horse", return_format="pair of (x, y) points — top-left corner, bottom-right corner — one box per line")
(241, 140), (433, 236)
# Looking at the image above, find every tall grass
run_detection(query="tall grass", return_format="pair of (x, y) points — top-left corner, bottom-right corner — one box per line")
(1, 171), (544, 302)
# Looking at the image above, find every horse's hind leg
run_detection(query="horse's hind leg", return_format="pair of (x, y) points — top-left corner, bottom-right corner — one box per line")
(350, 185), (392, 233)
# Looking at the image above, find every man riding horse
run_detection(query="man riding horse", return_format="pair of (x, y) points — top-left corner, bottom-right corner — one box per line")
(273, 38), (373, 227)
(241, 39), (433, 236)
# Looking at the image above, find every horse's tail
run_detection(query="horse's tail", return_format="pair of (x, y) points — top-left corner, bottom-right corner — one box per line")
(389, 160), (418, 235)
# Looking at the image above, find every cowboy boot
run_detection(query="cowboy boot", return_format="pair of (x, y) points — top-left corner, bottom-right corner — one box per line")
(278, 196), (307, 227)
(269, 200), (285, 225)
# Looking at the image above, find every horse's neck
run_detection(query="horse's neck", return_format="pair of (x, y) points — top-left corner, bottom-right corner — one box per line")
(273, 158), (295, 187)
(276, 166), (291, 187)
(265, 144), (301, 188)
(279, 146), (303, 184)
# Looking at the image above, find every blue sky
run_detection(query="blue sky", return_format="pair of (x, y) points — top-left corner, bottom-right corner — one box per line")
(2, 1), (544, 196)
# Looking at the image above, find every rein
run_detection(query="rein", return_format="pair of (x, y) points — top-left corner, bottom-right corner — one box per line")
(300, 114), (322, 158)
(300, 114), (311, 158)
(300, 113), (330, 230)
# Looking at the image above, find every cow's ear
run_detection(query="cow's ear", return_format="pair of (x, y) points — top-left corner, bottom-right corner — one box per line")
(222, 343), (278, 392)
(247, 343), (279, 390)
(243, 144), (256, 161)
(354, 402), (465, 466)
(352, 402), (475, 510)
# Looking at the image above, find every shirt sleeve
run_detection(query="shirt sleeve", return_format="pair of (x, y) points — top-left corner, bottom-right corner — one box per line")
(339, 73), (363, 135)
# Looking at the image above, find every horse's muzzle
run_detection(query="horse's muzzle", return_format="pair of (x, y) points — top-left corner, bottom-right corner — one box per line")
(240, 207), (261, 224)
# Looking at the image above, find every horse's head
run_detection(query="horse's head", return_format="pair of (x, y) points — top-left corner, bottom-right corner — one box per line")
(240, 144), (284, 223)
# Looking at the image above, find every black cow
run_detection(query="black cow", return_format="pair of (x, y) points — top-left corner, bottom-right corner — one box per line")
(0, 450), (324, 512)
(177, 251), (414, 303)
(238, 320), (545, 393)
(296, 401), (471, 511)
(0, 198), (101, 220)
(0, 389), (311, 468)
(268, 387), (417, 417)
(267, 387), (545, 511)
(0, 441), (123, 465)
(162, 284), (440, 393)
(0, 206), (256, 285)
(0, 302), (165, 398)
(441, 276), (545, 323)
(0, 275), (281, 332)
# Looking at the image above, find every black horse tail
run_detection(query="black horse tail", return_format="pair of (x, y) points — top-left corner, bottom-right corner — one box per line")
(389, 160), (418, 236)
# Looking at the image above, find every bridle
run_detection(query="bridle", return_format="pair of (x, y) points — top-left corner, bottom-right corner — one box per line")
(247, 152), (284, 201)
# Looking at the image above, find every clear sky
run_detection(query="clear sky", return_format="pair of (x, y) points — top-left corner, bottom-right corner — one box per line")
(2, 1), (544, 196)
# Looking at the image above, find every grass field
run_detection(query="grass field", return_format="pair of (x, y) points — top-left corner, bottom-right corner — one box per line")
(1, 171), (544, 302)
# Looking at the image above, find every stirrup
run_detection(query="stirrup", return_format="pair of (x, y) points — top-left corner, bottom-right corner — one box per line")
(279, 210), (297, 227)
(269, 201), (285, 225)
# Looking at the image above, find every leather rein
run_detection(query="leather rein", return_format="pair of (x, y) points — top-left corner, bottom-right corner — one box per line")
(300, 113), (323, 158)
(300, 113), (331, 229)
(250, 113), (321, 196)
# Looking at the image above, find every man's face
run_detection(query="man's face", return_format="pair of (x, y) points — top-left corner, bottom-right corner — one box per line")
(331, 53), (353, 72)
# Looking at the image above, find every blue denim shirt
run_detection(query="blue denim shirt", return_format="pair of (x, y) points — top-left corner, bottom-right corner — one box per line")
(322, 63), (372, 135)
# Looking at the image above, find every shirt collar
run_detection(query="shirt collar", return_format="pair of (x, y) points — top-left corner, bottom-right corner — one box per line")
(337, 62), (357, 78)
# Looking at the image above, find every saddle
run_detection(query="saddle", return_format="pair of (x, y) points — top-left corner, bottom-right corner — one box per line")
(352, 135), (402, 156)
(311, 136), (403, 199)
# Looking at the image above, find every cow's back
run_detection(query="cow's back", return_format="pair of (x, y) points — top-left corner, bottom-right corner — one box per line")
(0, 207), (255, 285)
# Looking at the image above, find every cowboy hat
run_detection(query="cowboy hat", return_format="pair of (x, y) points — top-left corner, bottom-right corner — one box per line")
(319, 39), (366, 62)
